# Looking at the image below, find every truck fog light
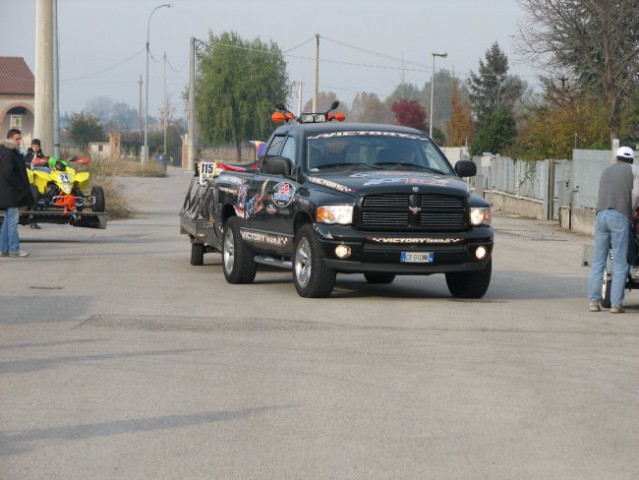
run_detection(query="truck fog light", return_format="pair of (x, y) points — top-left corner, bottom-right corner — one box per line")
(475, 246), (487, 260)
(335, 244), (351, 259)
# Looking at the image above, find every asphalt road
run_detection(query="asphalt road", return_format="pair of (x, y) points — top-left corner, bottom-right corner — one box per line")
(2, 168), (638, 479)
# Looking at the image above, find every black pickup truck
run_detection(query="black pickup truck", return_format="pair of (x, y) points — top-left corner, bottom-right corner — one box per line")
(181, 109), (493, 298)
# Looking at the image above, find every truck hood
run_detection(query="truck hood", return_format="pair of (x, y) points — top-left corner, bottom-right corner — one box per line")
(305, 170), (470, 197)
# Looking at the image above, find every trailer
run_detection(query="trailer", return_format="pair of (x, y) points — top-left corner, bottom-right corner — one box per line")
(179, 171), (218, 265)
(0, 208), (106, 229)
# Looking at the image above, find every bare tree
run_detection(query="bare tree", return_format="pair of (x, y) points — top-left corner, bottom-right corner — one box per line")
(516, 0), (639, 141)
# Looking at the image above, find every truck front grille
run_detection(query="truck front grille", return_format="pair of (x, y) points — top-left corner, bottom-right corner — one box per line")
(359, 194), (467, 231)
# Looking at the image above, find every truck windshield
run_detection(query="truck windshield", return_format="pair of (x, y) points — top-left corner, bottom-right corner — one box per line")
(306, 131), (454, 175)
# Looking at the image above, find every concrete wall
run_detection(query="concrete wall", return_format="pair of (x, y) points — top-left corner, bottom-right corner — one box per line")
(559, 206), (595, 236)
(487, 190), (545, 220)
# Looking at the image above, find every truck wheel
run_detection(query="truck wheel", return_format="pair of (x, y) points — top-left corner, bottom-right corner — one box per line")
(222, 217), (256, 284)
(91, 186), (106, 213)
(601, 272), (612, 308)
(364, 273), (395, 284)
(191, 243), (204, 266)
(445, 259), (491, 299)
(293, 225), (336, 298)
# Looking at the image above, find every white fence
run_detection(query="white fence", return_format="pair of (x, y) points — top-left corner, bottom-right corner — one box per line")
(467, 150), (616, 235)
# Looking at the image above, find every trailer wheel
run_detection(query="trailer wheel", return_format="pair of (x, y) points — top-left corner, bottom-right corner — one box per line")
(601, 272), (612, 308)
(445, 259), (492, 299)
(293, 225), (336, 298)
(191, 243), (204, 266)
(222, 217), (256, 284)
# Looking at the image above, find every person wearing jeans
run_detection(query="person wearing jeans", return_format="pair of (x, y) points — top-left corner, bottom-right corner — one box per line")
(588, 146), (639, 313)
(0, 129), (32, 258)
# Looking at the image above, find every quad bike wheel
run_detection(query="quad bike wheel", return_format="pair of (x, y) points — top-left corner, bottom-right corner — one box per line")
(91, 186), (105, 213)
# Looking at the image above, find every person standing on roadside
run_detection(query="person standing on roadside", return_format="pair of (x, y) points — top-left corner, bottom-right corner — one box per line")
(0, 129), (32, 258)
(588, 146), (639, 313)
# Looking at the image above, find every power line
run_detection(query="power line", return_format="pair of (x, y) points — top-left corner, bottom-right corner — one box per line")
(321, 35), (430, 69)
(282, 35), (316, 53)
(63, 48), (145, 82)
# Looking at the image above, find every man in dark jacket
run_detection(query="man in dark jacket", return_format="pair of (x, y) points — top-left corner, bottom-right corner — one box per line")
(22, 138), (45, 229)
(23, 138), (46, 166)
(0, 129), (32, 257)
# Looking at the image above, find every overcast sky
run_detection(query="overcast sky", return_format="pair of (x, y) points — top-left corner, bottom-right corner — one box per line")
(1, 0), (537, 118)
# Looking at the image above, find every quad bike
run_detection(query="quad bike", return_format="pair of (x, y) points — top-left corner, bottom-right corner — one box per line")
(27, 157), (105, 214)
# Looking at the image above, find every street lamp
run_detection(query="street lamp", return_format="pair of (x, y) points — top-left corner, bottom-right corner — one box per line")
(429, 52), (447, 139)
(143, 3), (173, 165)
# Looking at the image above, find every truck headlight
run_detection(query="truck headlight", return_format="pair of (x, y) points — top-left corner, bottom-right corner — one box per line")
(316, 205), (353, 225)
(470, 207), (491, 226)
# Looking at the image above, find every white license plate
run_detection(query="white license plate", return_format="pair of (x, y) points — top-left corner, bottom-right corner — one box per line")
(400, 252), (434, 263)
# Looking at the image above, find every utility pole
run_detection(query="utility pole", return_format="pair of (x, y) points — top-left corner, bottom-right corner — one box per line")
(139, 75), (143, 132)
(34, 0), (54, 154)
(298, 76), (303, 117)
(312, 34), (319, 112)
(163, 53), (167, 155)
(187, 36), (197, 172)
(52, 0), (60, 158)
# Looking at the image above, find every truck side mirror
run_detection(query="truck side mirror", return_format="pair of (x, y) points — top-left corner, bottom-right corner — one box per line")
(455, 160), (477, 177)
(263, 156), (292, 176)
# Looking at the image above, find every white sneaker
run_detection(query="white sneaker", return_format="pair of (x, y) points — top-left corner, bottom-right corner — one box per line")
(589, 302), (601, 312)
(9, 251), (29, 258)
(610, 305), (625, 314)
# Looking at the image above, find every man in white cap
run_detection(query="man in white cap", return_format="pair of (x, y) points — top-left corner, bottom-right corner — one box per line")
(588, 146), (639, 313)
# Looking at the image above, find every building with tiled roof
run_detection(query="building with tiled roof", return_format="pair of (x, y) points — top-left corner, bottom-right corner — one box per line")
(0, 57), (35, 146)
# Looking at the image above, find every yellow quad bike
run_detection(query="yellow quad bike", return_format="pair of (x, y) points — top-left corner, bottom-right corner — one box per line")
(27, 157), (105, 213)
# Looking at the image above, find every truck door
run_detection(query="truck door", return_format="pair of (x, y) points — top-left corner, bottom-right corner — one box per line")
(244, 135), (298, 252)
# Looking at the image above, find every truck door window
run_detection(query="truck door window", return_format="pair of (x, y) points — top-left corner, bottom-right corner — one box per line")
(265, 136), (286, 157)
(279, 137), (297, 168)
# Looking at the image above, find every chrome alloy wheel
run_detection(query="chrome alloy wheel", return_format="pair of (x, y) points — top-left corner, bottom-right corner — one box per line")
(295, 237), (312, 288)
(223, 227), (235, 274)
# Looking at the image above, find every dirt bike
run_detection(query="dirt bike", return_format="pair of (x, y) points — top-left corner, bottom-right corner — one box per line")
(27, 157), (105, 213)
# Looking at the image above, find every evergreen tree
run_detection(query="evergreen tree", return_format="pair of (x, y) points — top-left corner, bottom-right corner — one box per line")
(467, 42), (523, 128)
(469, 108), (517, 156)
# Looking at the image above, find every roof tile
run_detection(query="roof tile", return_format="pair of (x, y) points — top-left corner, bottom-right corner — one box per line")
(0, 57), (35, 96)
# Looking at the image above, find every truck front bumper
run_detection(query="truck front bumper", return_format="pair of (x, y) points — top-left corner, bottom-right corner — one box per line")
(314, 223), (493, 274)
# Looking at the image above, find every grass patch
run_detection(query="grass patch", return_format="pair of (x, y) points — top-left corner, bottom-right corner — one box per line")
(84, 157), (166, 220)
(88, 157), (167, 178)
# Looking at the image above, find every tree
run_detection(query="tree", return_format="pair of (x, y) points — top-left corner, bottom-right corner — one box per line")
(110, 102), (138, 133)
(446, 78), (474, 147)
(420, 70), (454, 135)
(66, 112), (105, 147)
(196, 31), (289, 160)
(302, 91), (340, 113)
(516, 0), (639, 141)
(511, 85), (612, 160)
(391, 99), (426, 131)
(469, 108), (517, 156)
(85, 96), (114, 125)
(467, 42), (524, 128)
(350, 92), (393, 124)
(386, 82), (422, 105)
